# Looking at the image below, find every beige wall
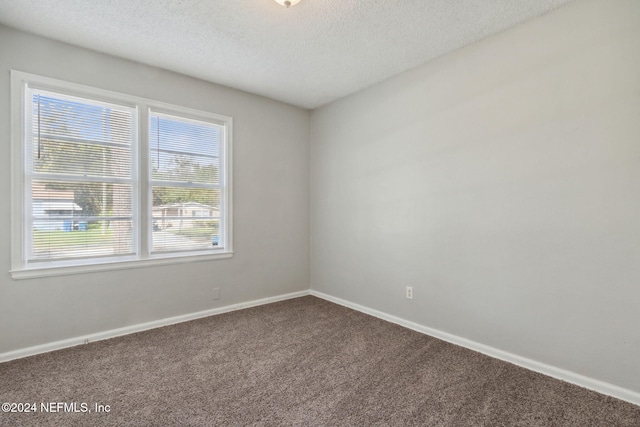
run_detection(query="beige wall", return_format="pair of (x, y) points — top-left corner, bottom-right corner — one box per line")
(310, 0), (640, 393)
(0, 25), (310, 354)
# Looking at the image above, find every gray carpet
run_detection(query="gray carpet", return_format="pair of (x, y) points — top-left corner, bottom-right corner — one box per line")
(1, 296), (639, 426)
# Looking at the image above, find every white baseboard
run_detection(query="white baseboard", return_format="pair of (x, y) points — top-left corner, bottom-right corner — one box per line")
(0, 290), (310, 363)
(310, 290), (640, 407)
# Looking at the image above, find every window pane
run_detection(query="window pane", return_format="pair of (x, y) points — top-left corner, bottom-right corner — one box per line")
(32, 220), (133, 260)
(31, 181), (133, 260)
(152, 218), (220, 252)
(27, 87), (135, 264)
(150, 110), (223, 254)
(34, 92), (132, 146)
(32, 180), (132, 219)
(152, 152), (219, 184)
(152, 186), (220, 208)
(33, 139), (131, 179)
(150, 114), (220, 159)
(150, 114), (221, 184)
(152, 186), (220, 253)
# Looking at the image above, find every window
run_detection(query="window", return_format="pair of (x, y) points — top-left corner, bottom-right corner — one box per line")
(149, 111), (226, 253)
(11, 71), (232, 278)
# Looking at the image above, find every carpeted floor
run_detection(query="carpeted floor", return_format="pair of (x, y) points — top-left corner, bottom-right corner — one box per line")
(1, 296), (639, 426)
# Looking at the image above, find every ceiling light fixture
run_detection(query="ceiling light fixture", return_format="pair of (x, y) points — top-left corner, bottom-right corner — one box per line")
(274, 0), (301, 8)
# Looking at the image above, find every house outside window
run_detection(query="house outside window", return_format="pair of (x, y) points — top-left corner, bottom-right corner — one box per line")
(10, 71), (233, 278)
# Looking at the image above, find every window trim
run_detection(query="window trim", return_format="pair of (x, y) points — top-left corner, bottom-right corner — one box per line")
(10, 70), (233, 279)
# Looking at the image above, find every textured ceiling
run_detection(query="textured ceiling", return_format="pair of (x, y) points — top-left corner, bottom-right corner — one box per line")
(0, 0), (574, 109)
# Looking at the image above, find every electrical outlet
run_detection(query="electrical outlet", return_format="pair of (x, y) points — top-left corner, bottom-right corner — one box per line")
(406, 286), (413, 299)
(212, 287), (220, 300)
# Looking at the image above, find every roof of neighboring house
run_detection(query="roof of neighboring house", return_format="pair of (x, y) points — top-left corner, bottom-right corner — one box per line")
(32, 183), (75, 201)
(152, 202), (219, 218)
(34, 201), (82, 212)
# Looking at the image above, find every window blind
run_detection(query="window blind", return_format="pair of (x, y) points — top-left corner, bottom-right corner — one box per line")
(150, 111), (223, 253)
(26, 89), (136, 263)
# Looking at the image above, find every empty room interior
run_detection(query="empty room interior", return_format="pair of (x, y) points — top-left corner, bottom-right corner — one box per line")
(1, 0), (639, 425)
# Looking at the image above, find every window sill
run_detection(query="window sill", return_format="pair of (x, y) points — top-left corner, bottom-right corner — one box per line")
(10, 251), (234, 280)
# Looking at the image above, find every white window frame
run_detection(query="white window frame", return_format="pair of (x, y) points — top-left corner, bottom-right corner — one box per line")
(10, 71), (233, 279)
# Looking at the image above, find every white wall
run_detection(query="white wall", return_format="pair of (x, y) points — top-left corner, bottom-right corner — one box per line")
(0, 25), (310, 354)
(310, 0), (640, 394)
